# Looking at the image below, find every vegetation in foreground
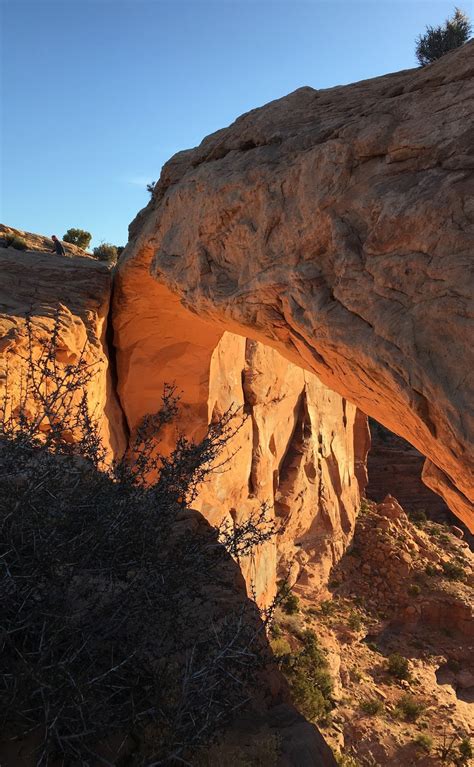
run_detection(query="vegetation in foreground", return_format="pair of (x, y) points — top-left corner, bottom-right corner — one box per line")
(0, 314), (278, 765)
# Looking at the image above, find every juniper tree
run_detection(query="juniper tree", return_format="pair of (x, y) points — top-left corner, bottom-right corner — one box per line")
(416, 7), (472, 66)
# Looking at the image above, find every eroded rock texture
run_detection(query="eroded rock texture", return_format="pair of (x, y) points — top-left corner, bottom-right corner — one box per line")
(0, 247), (126, 457)
(114, 250), (365, 602)
(120, 42), (474, 529)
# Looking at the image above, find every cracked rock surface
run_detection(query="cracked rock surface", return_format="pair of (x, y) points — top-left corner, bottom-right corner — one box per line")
(119, 42), (474, 529)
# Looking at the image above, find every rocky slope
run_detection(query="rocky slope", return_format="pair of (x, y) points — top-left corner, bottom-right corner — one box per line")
(0, 224), (93, 259)
(273, 497), (473, 765)
(119, 41), (474, 529)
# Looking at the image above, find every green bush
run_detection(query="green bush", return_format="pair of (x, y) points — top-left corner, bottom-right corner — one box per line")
(366, 641), (379, 653)
(282, 630), (333, 724)
(360, 698), (384, 716)
(437, 733), (473, 764)
(387, 653), (411, 681)
(414, 733), (433, 753)
(394, 694), (425, 722)
(348, 612), (363, 631)
(408, 583), (421, 596)
(410, 509), (427, 525)
(441, 560), (467, 582)
(270, 637), (291, 657)
(270, 621), (282, 639)
(5, 234), (28, 250)
(416, 8), (472, 66)
(458, 737), (473, 763)
(319, 599), (337, 617)
(425, 563), (439, 576)
(93, 243), (118, 263)
(63, 228), (92, 249)
(283, 592), (300, 615)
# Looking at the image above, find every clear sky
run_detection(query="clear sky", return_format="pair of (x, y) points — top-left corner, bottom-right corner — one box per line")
(1, 0), (464, 248)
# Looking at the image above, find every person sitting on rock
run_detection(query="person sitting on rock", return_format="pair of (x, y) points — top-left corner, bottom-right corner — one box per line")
(51, 235), (66, 256)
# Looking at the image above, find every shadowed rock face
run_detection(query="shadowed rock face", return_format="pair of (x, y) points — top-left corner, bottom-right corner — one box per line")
(119, 42), (474, 530)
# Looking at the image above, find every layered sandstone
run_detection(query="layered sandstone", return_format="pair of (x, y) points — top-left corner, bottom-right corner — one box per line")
(120, 42), (474, 529)
(0, 246), (126, 458)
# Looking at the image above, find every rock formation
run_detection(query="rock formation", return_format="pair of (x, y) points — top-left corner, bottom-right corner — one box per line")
(0, 245), (126, 458)
(118, 42), (474, 529)
(367, 420), (452, 516)
(0, 224), (93, 259)
(113, 247), (367, 601)
(294, 498), (474, 764)
(0, 234), (366, 606)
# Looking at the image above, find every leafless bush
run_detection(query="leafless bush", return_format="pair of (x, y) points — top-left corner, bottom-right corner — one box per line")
(0, 313), (278, 765)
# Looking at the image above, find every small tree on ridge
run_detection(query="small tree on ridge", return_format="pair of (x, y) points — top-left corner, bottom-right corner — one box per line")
(415, 7), (472, 66)
(63, 228), (92, 250)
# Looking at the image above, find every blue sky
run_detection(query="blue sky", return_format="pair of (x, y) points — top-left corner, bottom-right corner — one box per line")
(1, 0), (463, 248)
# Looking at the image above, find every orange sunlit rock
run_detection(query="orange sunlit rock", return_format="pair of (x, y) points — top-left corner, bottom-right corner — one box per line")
(0, 246), (126, 459)
(114, 254), (365, 604)
(119, 42), (474, 530)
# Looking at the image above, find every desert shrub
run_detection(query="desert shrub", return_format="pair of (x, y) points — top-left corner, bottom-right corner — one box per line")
(281, 630), (333, 724)
(348, 611), (363, 631)
(441, 560), (467, 581)
(360, 698), (384, 716)
(0, 315), (277, 765)
(93, 242), (118, 263)
(425, 562), (439, 576)
(414, 733), (433, 753)
(394, 694), (425, 721)
(63, 227), (92, 249)
(270, 637), (292, 657)
(270, 620), (282, 639)
(147, 181), (156, 195)
(387, 653), (411, 680)
(437, 732), (473, 764)
(365, 641), (379, 653)
(278, 611), (304, 638)
(416, 8), (472, 66)
(319, 598), (338, 617)
(410, 508), (427, 526)
(408, 583), (421, 596)
(5, 234), (28, 250)
(283, 592), (300, 615)
(458, 738), (473, 763)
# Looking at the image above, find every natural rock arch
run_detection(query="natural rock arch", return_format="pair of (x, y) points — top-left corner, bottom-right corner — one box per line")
(115, 42), (474, 530)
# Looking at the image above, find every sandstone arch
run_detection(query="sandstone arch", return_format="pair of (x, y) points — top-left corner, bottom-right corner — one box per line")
(115, 42), (474, 530)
